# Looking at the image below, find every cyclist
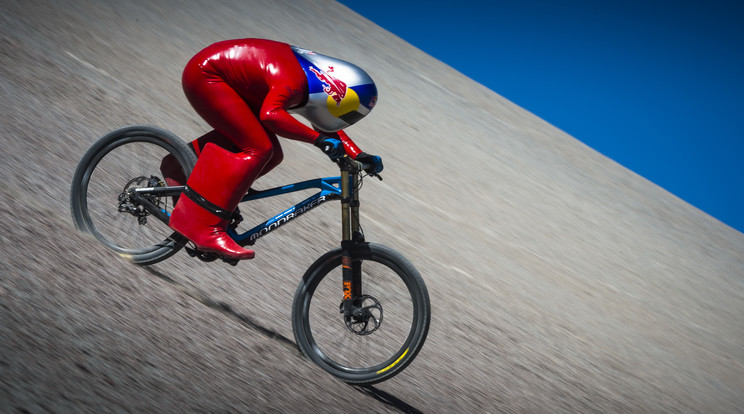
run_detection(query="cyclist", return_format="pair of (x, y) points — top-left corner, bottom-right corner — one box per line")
(161, 38), (382, 261)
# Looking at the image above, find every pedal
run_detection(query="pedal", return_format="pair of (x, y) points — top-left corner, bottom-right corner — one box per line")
(185, 246), (219, 262)
(229, 208), (244, 231)
(222, 258), (240, 266)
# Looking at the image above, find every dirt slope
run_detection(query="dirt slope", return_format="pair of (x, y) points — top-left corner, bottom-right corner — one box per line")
(2, 0), (743, 412)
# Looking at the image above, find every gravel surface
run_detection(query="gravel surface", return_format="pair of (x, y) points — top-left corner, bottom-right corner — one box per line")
(2, 1), (743, 412)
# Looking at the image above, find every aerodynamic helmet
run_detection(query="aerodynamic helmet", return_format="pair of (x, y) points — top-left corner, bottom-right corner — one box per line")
(290, 46), (377, 132)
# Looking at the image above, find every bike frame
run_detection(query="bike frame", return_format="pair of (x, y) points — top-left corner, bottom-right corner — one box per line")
(130, 157), (368, 246)
(229, 175), (344, 246)
(132, 158), (366, 317)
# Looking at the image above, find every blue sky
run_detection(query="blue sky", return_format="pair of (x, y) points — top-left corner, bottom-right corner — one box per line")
(338, 0), (744, 234)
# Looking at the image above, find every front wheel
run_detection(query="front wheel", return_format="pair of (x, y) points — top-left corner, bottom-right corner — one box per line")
(70, 125), (197, 265)
(292, 243), (430, 385)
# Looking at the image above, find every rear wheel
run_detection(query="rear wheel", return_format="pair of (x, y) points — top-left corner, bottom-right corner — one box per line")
(70, 125), (197, 265)
(292, 243), (430, 385)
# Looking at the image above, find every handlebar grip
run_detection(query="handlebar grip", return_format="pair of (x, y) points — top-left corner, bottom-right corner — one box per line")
(357, 160), (374, 172)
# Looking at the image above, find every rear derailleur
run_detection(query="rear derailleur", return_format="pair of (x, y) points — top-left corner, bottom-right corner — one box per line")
(117, 176), (164, 225)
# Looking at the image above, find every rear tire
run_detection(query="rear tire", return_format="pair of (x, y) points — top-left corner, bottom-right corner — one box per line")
(70, 125), (197, 265)
(292, 243), (430, 385)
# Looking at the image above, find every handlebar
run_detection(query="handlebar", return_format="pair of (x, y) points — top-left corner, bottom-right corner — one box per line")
(337, 156), (382, 180)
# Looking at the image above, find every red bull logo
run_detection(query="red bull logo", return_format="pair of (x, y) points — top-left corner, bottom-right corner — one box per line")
(309, 66), (347, 105)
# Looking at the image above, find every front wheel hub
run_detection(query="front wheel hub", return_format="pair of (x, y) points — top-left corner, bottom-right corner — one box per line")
(344, 295), (383, 335)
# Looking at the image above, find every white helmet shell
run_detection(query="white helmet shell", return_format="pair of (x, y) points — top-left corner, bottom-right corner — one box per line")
(290, 46), (377, 132)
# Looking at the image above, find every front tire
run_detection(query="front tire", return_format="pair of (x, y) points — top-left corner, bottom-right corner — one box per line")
(292, 243), (430, 385)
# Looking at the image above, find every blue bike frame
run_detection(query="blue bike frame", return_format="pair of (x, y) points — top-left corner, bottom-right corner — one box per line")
(226, 176), (344, 246)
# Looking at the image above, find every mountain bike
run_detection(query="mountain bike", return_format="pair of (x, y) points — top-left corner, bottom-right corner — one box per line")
(70, 125), (430, 385)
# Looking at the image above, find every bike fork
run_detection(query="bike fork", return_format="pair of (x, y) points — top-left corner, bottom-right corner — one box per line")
(340, 163), (363, 318)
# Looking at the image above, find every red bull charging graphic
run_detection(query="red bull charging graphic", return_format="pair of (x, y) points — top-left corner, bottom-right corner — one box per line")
(309, 66), (347, 105)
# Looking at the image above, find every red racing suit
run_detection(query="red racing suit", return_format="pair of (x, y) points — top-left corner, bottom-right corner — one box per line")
(182, 38), (363, 175)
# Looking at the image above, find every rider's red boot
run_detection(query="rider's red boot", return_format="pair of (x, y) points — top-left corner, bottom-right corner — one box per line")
(159, 131), (238, 187)
(168, 142), (265, 260)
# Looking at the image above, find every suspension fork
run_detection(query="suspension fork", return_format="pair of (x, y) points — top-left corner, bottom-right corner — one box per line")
(340, 162), (363, 318)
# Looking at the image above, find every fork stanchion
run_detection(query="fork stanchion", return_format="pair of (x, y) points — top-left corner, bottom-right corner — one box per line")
(340, 160), (354, 318)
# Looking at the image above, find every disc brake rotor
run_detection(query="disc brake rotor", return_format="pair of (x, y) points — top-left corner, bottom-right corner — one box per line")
(343, 295), (383, 335)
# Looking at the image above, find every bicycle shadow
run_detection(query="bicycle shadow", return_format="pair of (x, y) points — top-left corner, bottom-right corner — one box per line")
(145, 267), (423, 414)
(356, 385), (424, 414)
(145, 267), (296, 345)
